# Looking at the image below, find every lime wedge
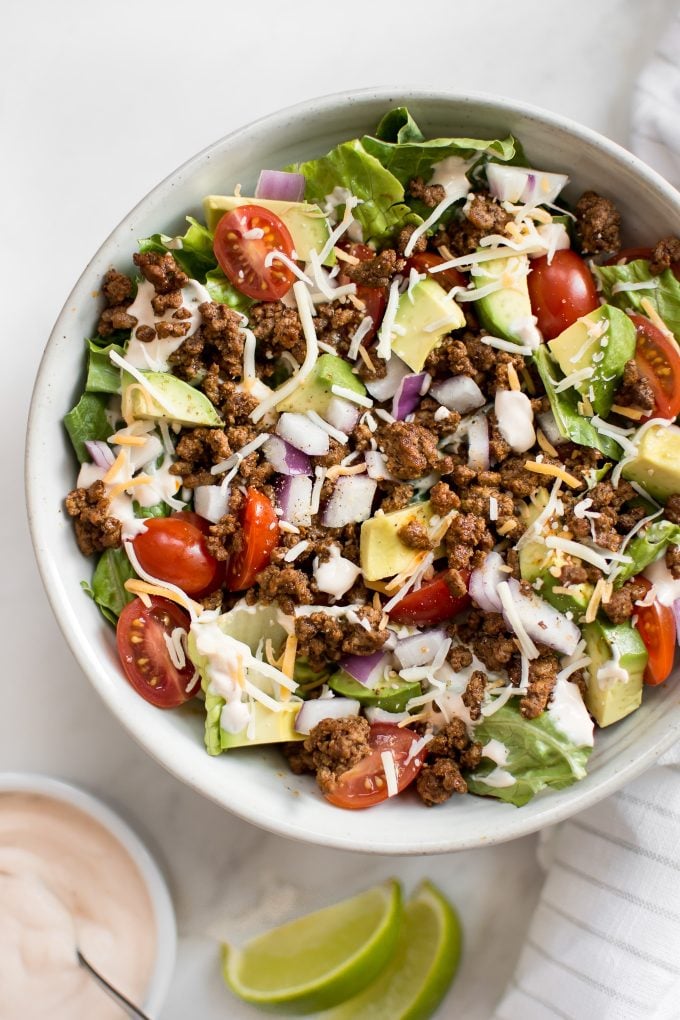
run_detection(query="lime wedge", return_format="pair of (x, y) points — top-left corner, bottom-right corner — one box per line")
(318, 881), (462, 1020)
(222, 879), (402, 1014)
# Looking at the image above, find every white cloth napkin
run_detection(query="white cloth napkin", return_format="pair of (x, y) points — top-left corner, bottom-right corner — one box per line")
(491, 14), (680, 1019)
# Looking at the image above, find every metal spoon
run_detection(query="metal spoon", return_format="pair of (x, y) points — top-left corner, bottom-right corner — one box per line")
(76, 949), (152, 1019)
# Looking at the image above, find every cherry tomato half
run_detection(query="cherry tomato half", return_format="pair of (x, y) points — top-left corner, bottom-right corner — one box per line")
(633, 578), (676, 686)
(117, 596), (198, 708)
(324, 724), (424, 810)
(388, 571), (471, 626)
(527, 249), (599, 340)
(225, 488), (279, 591)
(606, 247), (680, 283)
(628, 314), (680, 421)
(405, 251), (467, 292)
(132, 514), (223, 597)
(213, 204), (296, 301)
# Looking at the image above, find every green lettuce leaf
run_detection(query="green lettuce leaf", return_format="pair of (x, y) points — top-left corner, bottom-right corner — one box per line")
(288, 139), (420, 243)
(466, 701), (592, 807)
(64, 392), (111, 462)
(594, 260), (680, 341)
(204, 267), (253, 313)
(132, 499), (172, 519)
(373, 107), (425, 144)
(533, 347), (624, 460)
(139, 216), (217, 282)
(613, 519), (680, 585)
(362, 126), (517, 188)
(81, 547), (137, 626)
(85, 339), (125, 394)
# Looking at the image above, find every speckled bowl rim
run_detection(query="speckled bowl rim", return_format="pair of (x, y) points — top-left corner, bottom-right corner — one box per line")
(26, 87), (680, 854)
(0, 772), (176, 1014)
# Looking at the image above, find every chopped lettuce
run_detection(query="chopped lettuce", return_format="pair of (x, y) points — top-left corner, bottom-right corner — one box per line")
(289, 139), (420, 244)
(466, 701), (592, 807)
(132, 499), (172, 519)
(595, 260), (680, 341)
(81, 547), (137, 625)
(64, 392), (111, 462)
(85, 339), (125, 394)
(613, 519), (680, 585)
(533, 347), (624, 460)
(139, 216), (216, 282)
(204, 267), (253, 312)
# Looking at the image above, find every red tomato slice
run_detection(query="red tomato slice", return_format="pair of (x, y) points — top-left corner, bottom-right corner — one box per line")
(225, 488), (279, 591)
(606, 247), (680, 282)
(527, 249), (599, 340)
(132, 515), (223, 597)
(405, 251), (466, 292)
(213, 204), (296, 301)
(324, 724), (424, 810)
(629, 314), (680, 420)
(388, 572), (471, 626)
(116, 596), (198, 708)
(633, 578), (676, 686)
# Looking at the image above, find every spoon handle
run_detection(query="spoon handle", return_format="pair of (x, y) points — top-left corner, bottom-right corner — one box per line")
(77, 950), (152, 1020)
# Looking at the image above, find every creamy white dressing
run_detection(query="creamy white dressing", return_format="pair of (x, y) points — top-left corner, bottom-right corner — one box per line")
(482, 739), (509, 766)
(0, 792), (156, 1020)
(644, 555), (680, 607)
(428, 156), (474, 201)
(193, 618), (248, 706)
(508, 315), (542, 350)
(313, 545), (361, 600)
(596, 654), (630, 691)
(547, 677), (594, 747)
(494, 389), (535, 453)
(478, 767), (516, 788)
(125, 279), (211, 372)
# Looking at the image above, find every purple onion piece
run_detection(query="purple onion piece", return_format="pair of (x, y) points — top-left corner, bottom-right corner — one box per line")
(339, 650), (388, 688)
(194, 484), (230, 524)
(263, 435), (311, 476)
(673, 599), (680, 647)
(85, 439), (115, 469)
(276, 412), (329, 456)
(394, 630), (447, 670)
(321, 475), (377, 528)
(392, 372), (428, 420)
(255, 169), (306, 203)
(275, 474), (313, 526)
(295, 698), (360, 735)
(364, 355), (410, 401)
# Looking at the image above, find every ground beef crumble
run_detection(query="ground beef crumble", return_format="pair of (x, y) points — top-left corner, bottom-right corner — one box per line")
(97, 269), (136, 337)
(294, 607), (388, 669)
(649, 236), (680, 275)
(602, 578), (649, 625)
(65, 480), (122, 556)
(377, 421), (451, 481)
(416, 717), (483, 806)
(575, 190), (621, 254)
(284, 716), (372, 795)
(614, 359), (655, 412)
(344, 249), (405, 288)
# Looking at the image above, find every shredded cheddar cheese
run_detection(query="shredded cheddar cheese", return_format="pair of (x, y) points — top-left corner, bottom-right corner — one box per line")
(507, 364), (521, 392)
(536, 429), (559, 457)
(640, 298), (677, 344)
(107, 474), (153, 502)
(325, 462), (368, 481)
(610, 403), (645, 421)
(124, 579), (202, 616)
(524, 461), (582, 489)
(102, 451), (127, 484)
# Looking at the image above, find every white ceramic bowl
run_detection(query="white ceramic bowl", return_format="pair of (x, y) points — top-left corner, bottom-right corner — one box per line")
(27, 88), (680, 854)
(0, 772), (176, 1014)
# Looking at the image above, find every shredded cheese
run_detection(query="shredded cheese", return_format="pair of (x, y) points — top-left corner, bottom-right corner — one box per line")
(251, 281), (319, 422)
(497, 581), (540, 660)
(325, 462), (368, 481)
(584, 577), (607, 623)
(536, 429), (558, 457)
(507, 364), (521, 392)
(124, 578), (202, 617)
(403, 193), (459, 257)
(610, 403), (645, 421)
(330, 385), (373, 408)
(376, 279), (401, 360)
(102, 450), (127, 484)
(107, 473), (153, 501)
(380, 750), (399, 797)
(640, 298), (676, 344)
(524, 461), (582, 488)
(544, 536), (611, 573)
(108, 433), (147, 447)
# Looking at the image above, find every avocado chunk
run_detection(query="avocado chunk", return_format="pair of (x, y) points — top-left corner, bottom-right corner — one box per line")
(582, 620), (647, 727)
(360, 501), (436, 581)
(548, 305), (636, 417)
(122, 371), (223, 427)
(474, 254), (538, 346)
(329, 671), (421, 713)
(518, 488), (593, 617)
(623, 423), (680, 502)
(203, 195), (334, 266)
(219, 702), (303, 750)
(390, 278), (465, 372)
(276, 353), (366, 414)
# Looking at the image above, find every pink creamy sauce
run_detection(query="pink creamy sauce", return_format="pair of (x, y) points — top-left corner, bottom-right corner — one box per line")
(0, 792), (156, 1020)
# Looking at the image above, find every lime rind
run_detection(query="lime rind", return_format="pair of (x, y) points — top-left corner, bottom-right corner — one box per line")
(222, 879), (403, 1015)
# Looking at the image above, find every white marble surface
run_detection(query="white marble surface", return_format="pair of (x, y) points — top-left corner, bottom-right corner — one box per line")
(2, 1), (676, 1016)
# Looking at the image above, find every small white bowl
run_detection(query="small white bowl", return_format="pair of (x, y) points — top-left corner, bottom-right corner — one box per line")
(26, 88), (680, 854)
(0, 772), (176, 1015)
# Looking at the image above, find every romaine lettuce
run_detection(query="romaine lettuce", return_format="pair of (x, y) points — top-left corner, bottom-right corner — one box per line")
(64, 392), (111, 462)
(594, 260), (680, 341)
(81, 547), (137, 625)
(466, 701), (592, 807)
(613, 519), (680, 585)
(85, 339), (125, 394)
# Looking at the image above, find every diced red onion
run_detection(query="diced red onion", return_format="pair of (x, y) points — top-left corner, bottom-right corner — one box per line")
(486, 164), (569, 206)
(467, 415), (490, 471)
(85, 439), (115, 468)
(339, 650), (388, 688)
(430, 376), (485, 414)
(392, 372), (428, 420)
(263, 435), (311, 476)
(505, 577), (580, 656)
(365, 707), (409, 724)
(495, 390), (535, 454)
(194, 483), (230, 524)
(394, 629), (447, 669)
(324, 396), (360, 434)
(295, 697), (360, 735)
(469, 551), (505, 613)
(364, 450), (396, 481)
(364, 355), (410, 401)
(276, 412), (329, 456)
(76, 462), (107, 489)
(321, 475), (377, 527)
(255, 169), (306, 203)
(537, 410), (564, 446)
(276, 474), (313, 526)
(673, 599), (680, 647)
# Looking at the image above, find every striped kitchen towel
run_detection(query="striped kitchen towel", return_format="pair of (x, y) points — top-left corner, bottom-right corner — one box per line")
(492, 13), (680, 1020)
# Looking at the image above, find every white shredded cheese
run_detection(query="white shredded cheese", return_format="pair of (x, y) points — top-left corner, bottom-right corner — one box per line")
(283, 540), (310, 562)
(330, 385), (373, 408)
(376, 278), (401, 360)
(380, 750), (399, 797)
